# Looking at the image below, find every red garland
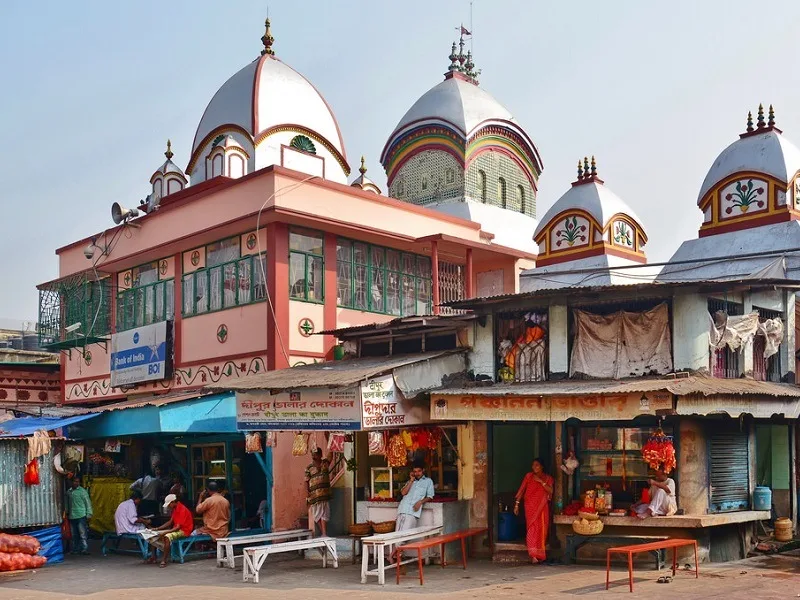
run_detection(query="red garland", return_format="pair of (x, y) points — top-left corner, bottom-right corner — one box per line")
(641, 428), (676, 474)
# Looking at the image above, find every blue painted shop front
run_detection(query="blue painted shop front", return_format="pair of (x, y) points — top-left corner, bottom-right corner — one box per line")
(68, 392), (273, 531)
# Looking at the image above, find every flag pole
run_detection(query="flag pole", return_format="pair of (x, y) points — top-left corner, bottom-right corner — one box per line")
(470, 0), (474, 53)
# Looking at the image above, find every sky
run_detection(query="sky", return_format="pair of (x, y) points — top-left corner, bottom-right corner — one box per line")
(2, 0), (800, 322)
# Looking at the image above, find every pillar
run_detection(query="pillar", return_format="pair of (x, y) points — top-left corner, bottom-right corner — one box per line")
(266, 222), (290, 371)
(548, 305), (568, 378)
(781, 290), (796, 382)
(431, 240), (440, 315)
(673, 292), (711, 373)
(677, 419), (709, 515)
(465, 248), (474, 298)
(322, 233), (338, 357)
(553, 422), (565, 514)
(173, 252), (183, 364)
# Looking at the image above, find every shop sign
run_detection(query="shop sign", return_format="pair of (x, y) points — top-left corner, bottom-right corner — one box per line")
(236, 387), (361, 431)
(360, 375), (428, 429)
(110, 321), (173, 387)
(431, 392), (673, 422)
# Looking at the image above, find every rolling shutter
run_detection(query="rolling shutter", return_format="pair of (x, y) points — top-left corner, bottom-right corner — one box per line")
(709, 430), (750, 513)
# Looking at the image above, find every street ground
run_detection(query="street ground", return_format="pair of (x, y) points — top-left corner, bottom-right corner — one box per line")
(0, 542), (797, 600)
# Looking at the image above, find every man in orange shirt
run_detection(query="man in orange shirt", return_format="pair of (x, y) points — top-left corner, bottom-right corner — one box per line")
(148, 494), (194, 567)
(194, 482), (230, 540)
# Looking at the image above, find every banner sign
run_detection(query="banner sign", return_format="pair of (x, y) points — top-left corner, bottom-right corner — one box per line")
(236, 387), (361, 431)
(110, 321), (172, 387)
(431, 392), (673, 422)
(360, 375), (428, 429)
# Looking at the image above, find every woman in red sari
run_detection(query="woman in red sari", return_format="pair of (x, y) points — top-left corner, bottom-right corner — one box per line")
(513, 458), (553, 564)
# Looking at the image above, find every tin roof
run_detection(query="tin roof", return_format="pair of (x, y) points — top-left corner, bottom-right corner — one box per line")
(432, 375), (800, 398)
(319, 314), (476, 337)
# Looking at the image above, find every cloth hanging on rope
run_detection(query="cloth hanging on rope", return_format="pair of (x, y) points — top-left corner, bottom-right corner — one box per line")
(27, 430), (51, 462)
(709, 311), (783, 359)
(570, 303), (673, 379)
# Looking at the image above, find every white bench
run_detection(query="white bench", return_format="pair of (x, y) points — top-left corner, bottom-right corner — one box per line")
(216, 528), (313, 568)
(360, 525), (443, 585)
(243, 537), (338, 584)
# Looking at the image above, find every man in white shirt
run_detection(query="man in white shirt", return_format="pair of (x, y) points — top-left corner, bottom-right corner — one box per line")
(114, 491), (150, 534)
(130, 465), (164, 516)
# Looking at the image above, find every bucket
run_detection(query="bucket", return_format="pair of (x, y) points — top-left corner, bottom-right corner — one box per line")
(753, 486), (772, 511)
(775, 517), (793, 542)
(497, 512), (518, 542)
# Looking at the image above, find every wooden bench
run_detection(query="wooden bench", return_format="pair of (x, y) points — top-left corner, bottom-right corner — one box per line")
(101, 532), (150, 560)
(361, 525), (443, 585)
(565, 534), (670, 568)
(396, 527), (488, 586)
(242, 537), (338, 584)
(606, 538), (699, 592)
(216, 528), (312, 568)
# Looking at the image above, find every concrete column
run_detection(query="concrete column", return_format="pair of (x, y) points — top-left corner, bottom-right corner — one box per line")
(673, 292), (710, 373)
(678, 419), (709, 515)
(469, 314), (495, 379)
(743, 295), (754, 377)
(469, 422), (490, 557)
(549, 304), (568, 378)
(553, 422), (565, 514)
(431, 241), (440, 315)
(466, 248), (474, 298)
(781, 290), (796, 382)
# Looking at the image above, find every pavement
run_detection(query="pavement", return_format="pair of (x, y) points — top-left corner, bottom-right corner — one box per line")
(0, 543), (798, 600)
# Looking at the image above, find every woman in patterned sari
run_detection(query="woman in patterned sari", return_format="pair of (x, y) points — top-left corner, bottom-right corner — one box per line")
(513, 458), (553, 564)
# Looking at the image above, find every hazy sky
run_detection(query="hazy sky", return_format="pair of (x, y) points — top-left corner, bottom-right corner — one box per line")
(2, 0), (800, 321)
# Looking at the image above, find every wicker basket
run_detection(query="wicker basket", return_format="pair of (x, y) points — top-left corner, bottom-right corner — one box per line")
(577, 510), (600, 522)
(371, 520), (396, 534)
(572, 519), (604, 536)
(348, 523), (372, 536)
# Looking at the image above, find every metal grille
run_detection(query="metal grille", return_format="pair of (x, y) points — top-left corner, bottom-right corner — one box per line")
(38, 273), (112, 350)
(497, 313), (549, 382)
(438, 261), (465, 315)
(709, 430), (750, 513)
(753, 307), (781, 382)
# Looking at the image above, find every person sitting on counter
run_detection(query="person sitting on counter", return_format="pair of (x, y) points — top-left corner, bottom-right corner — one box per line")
(391, 460), (434, 561)
(632, 467), (677, 518)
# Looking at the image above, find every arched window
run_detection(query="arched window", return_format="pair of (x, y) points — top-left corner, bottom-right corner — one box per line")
(518, 185), (526, 213)
(445, 168), (455, 184)
(498, 177), (507, 208)
(478, 170), (487, 202)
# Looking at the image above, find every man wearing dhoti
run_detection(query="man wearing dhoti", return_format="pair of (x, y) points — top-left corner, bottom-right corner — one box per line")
(633, 468), (677, 518)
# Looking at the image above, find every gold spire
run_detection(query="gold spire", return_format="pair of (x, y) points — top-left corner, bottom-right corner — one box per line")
(757, 103), (765, 128)
(261, 18), (275, 56)
(359, 156), (367, 175)
(590, 155), (597, 177)
(577, 159), (584, 180)
(768, 104), (775, 128)
(164, 139), (173, 160)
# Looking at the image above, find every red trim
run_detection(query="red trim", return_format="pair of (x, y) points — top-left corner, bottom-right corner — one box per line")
(173, 252), (183, 364)
(382, 118), (469, 160)
(415, 233), (537, 261)
(699, 210), (795, 237)
(63, 373), (111, 385)
(291, 350), (327, 358)
(468, 118), (544, 169)
(266, 222), (290, 371)
(465, 145), (538, 190)
(322, 233), (337, 356)
(466, 248), (474, 298)
(176, 350), (267, 369)
(0, 384), (59, 392)
(386, 143), (465, 187)
(187, 124), (254, 174)
(432, 241), (440, 315)
(534, 244), (647, 267)
(739, 125), (782, 139)
(252, 55), (265, 135)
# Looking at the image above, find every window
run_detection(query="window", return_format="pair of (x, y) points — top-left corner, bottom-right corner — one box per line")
(709, 299), (743, 378)
(478, 170), (487, 202)
(421, 175), (429, 192)
(446, 168), (455, 184)
(496, 312), (548, 382)
(498, 177), (507, 208)
(753, 307), (781, 382)
(182, 237), (266, 316)
(518, 185), (526, 213)
(289, 229), (324, 302)
(337, 239), (431, 316)
(117, 262), (174, 331)
(396, 179), (405, 197)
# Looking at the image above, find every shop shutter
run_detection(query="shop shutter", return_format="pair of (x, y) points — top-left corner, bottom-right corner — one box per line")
(709, 430), (750, 513)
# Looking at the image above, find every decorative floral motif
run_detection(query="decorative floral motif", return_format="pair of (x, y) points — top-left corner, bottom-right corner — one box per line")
(123, 272), (132, 287)
(298, 318), (315, 337)
(0, 389), (7, 400)
(159, 260), (168, 275)
(84, 350), (92, 366)
(216, 324), (228, 344)
(246, 233), (257, 250)
(290, 135), (317, 155)
(555, 216), (587, 247)
(724, 179), (765, 214)
(190, 250), (201, 266)
(16, 390), (30, 401)
(38, 391), (48, 401)
(613, 221), (633, 247)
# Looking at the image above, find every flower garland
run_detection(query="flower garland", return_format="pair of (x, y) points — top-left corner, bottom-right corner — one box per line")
(641, 428), (676, 474)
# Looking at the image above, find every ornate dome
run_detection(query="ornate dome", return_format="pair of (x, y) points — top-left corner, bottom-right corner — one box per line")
(187, 20), (349, 185)
(533, 157), (647, 267)
(695, 105), (800, 237)
(149, 140), (187, 204)
(350, 157), (381, 194)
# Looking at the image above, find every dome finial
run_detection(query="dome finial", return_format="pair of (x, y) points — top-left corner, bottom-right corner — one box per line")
(577, 159), (584, 180)
(583, 157), (590, 176)
(164, 139), (173, 160)
(757, 103), (765, 129)
(359, 156), (367, 175)
(768, 104), (775, 128)
(448, 42), (458, 72)
(261, 18), (275, 56)
(590, 155), (597, 177)
(746, 111), (754, 133)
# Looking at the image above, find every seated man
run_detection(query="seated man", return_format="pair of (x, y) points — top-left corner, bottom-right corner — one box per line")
(193, 482), (230, 541)
(115, 490), (150, 534)
(633, 468), (677, 518)
(147, 493), (194, 567)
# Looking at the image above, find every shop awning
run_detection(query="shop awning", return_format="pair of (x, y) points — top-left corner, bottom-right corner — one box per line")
(676, 395), (800, 419)
(0, 414), (100, 438)
(66, 392), (236, 439)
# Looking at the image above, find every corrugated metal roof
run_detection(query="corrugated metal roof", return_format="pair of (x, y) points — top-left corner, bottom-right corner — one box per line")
(207, 350), (465, 392)
(94, 390), (215, 412)
(432, 375), (800, 398)
(319, 314), (476, 337)
(0, 440), (62, 529)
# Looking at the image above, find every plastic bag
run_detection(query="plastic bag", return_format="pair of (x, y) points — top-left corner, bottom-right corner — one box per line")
(0, 552), (46, 572)
(291, 434), (308, 457)
(386, 434), (408, 467)
(265, 431), (277, 448)
(0, 534), (40, 555)
(245, 432), (263, 454)
(368, 431), (385, 455)
(328, 433), (345, 453)
(28, 525), (64, 565)
(23, 459), (40, 486)
(60, 513), (71, 542)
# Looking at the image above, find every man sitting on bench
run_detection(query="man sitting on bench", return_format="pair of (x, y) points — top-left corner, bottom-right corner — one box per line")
(193, 482), (230, 541)
(115, 490), (150, 534)
(147, 493), (194, 567)
(392, 461), (434, 560)
(633, 468), (677, 519)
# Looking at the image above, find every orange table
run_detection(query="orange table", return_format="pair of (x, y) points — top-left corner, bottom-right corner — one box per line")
(606, 538), (698, 592)
(396, 527), (487, 586)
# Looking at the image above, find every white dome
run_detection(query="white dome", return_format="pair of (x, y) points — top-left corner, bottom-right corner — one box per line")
(698, 128), (800, 202)
(534, 180), (644, 238)
(190, 54), (347, 167)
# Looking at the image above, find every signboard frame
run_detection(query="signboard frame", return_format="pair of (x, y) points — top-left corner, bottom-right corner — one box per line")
(110, 320), (173, 388)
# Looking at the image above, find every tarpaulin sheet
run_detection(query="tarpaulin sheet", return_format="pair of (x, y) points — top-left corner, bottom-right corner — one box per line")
(88, 478), (133, 535)
(28, 525), (64, 565)
(570, 303), (673, 379)
(0, 414), (98, 438)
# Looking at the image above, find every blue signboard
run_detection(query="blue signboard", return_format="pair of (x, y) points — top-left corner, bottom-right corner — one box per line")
(110, 321), (173, 387)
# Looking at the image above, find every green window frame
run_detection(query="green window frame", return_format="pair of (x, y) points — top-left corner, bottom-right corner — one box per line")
(116, 279), (174, 331)
(182, 253), (267, 317)
(336, 238), (431, 316)
(289, 229), (324, 303)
